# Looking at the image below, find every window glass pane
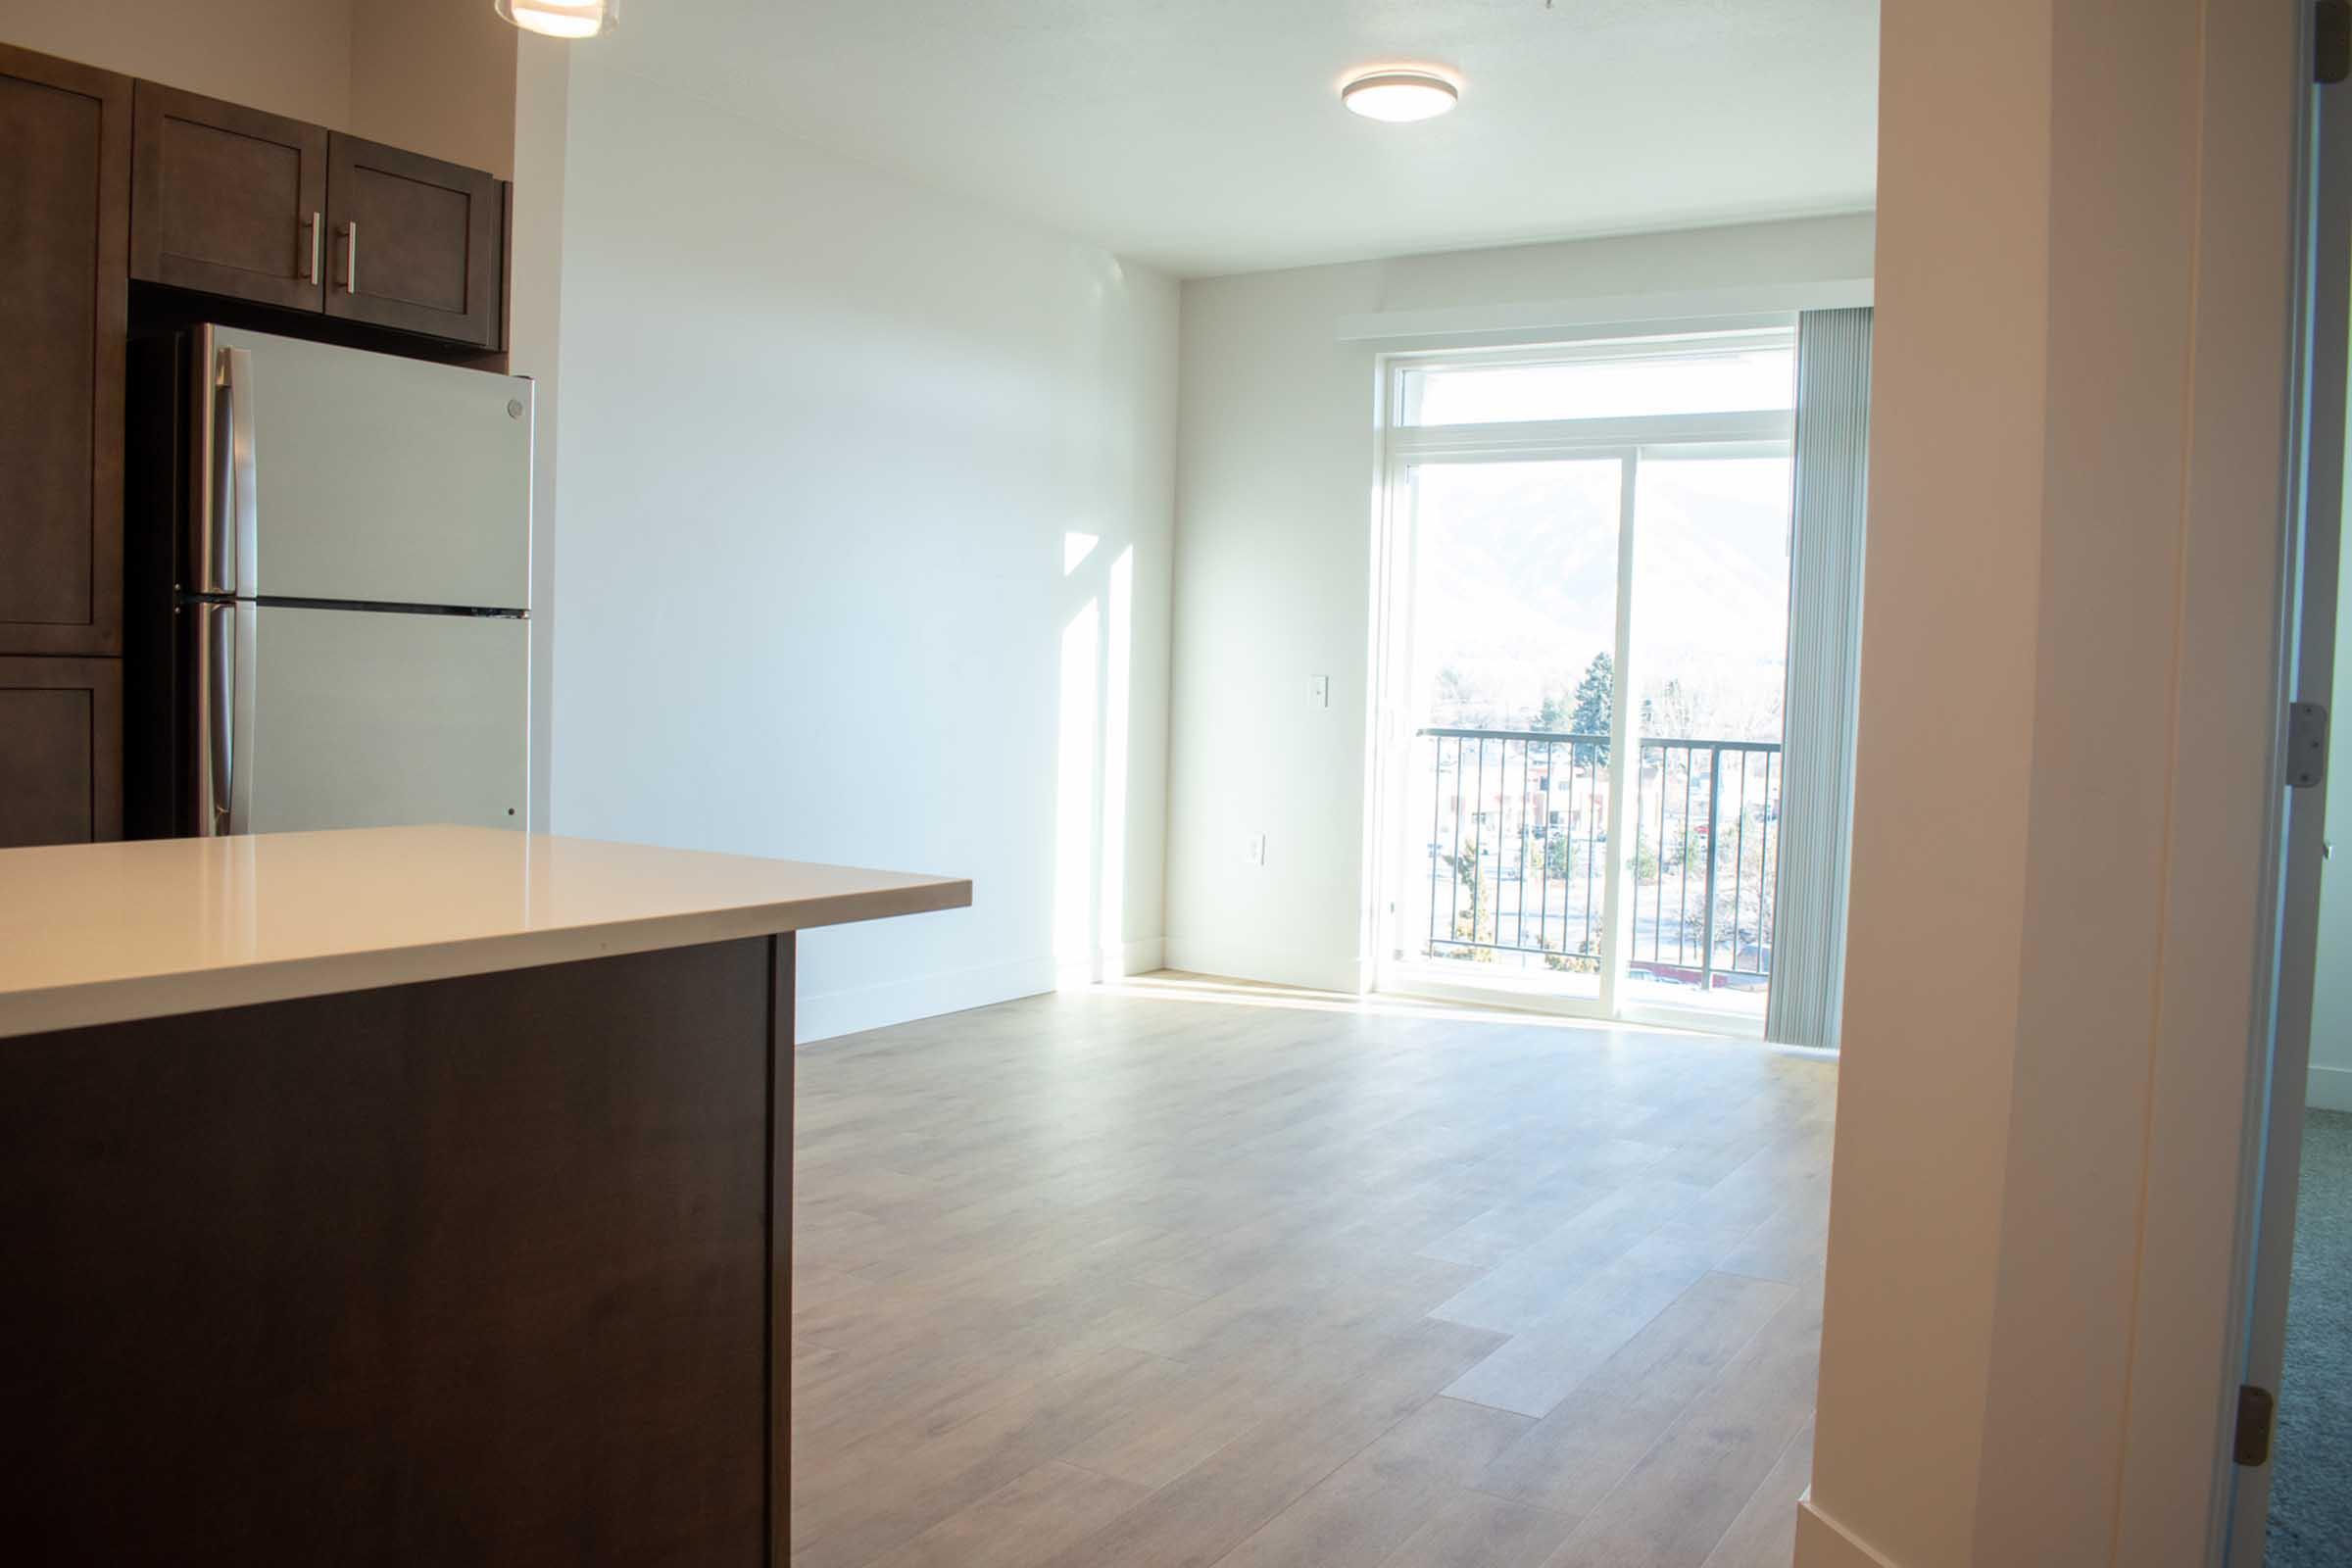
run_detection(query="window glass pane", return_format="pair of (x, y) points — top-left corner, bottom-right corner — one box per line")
(1403, 345), (1794, 426)
(1628, 456), (1792, 745)
(1408, 459), (1624, 732)
(1621, 454), (1793, 1019)
(1401, 458), (1624, 997)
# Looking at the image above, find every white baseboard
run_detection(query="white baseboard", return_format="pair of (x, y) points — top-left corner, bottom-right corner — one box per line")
(1161, 934), (1367, 996)
(2309, 1063), (2352, 1113)
(1055, 937), (1168, 989)
(796, 937), (1170, 1044)
(795, 954), (1056, 1044)
(1795, 1494), (1900, 1568)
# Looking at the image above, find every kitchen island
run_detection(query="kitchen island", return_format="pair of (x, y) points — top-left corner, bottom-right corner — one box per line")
(0, 826), (970, 1567)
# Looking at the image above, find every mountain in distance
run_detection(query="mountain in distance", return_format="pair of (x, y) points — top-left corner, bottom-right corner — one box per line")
(1413, 459), (1789, 738)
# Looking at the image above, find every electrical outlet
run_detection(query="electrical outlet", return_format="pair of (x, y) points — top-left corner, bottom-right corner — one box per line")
(1246, 833), (1267, 866)
(1310, 674), (1330, 709)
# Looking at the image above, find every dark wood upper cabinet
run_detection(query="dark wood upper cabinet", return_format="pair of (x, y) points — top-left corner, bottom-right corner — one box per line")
(130, 81), (327, 313)
(125, 94), (504, 351)
(0, 44), (129, 659)
(0, 658), (123, 847)
(324, 133), (503, 350)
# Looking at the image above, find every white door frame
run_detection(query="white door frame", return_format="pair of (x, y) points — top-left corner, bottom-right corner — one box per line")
(2220, 38), (2350, 1565)
(2109, 4), (2331, 1560)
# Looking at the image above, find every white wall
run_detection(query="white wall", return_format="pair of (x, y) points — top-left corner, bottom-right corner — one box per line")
(1162, 214), (1877, 993)
(347, 0), (514, 177)
(549, 52), (1178, 1041)
(0, 0), (354, 125)
(0, 0), (514, 176)
(2314, 515), (2352, 1112)
(1799, 0), (2305, 1562)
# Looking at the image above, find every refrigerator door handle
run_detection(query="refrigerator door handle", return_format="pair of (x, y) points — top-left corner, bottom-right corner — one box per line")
(196, 604), (232, 836)
(197, 338), (226, 595)
(228, 601), (257, 835)
(220, 345), (260, 599)
(193, 602), (258, 836)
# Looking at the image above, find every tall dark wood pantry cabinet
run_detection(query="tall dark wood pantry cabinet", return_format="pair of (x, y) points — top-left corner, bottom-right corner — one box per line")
(0, 43), (130, 845)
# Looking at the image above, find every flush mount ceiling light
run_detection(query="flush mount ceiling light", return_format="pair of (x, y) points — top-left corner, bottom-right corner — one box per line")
(495, 0), (616, 39)
(1340, 69), (1460, 123)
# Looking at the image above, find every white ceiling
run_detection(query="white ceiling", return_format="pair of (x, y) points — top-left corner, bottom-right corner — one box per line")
(605, 0), (1880, 279)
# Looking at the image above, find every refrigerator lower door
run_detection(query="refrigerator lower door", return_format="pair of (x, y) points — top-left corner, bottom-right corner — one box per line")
(223, 604), (528, 834)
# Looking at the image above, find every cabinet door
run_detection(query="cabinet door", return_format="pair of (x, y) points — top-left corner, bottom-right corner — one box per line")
(0, 658), (122, 847)
(324, 133), (502, 348)
(0, 45), (129, 658)
(131, 81), (327, 312)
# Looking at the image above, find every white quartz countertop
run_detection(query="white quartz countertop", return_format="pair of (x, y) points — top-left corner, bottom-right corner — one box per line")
(0, 826), (972, 1039)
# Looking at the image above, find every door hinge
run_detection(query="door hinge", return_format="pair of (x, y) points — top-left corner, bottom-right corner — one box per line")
(2235, 1385), (2276, 1467)
(2323, 0), (2351, 84)
(2289, 702), (2329, 789)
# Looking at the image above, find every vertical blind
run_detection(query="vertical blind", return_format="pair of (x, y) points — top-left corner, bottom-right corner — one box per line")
(1767, 308), (1873, 1050)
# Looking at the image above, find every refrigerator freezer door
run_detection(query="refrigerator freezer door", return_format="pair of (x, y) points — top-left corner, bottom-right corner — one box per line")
(237, 605), (527, 833)
(211, 325), (531, 610)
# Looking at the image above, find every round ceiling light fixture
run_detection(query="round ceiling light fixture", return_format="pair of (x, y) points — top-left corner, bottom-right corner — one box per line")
(495, 0), (616, 40)
(1339, 69), (1460, 123)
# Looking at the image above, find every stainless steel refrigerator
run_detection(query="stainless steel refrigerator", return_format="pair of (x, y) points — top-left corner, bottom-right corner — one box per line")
(127, 324), (532, 837)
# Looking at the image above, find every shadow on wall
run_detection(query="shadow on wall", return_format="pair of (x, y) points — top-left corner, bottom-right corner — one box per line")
(1056, 528), (1136, 985)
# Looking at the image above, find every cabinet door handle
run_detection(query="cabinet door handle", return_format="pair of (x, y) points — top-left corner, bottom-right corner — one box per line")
(342, 220), (359, 294)
(304, 212), (321, 285)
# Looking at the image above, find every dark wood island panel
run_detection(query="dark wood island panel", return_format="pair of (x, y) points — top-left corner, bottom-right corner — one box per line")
(0, 933), (797, 1566)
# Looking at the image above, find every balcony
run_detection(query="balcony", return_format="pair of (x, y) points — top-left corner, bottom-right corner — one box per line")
(1413, 727), (1782, 1016)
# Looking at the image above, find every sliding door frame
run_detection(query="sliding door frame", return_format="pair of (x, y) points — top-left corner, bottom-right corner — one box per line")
(1366, 352), (1795, 1029)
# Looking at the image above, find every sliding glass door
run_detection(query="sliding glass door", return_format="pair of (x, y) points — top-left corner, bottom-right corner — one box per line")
(1372, 333), (1796, 1030)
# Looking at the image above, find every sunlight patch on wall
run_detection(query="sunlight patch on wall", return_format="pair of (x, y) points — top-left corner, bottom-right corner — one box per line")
(1054, 596), (1101, 971)
(1098, 545), (1135, 974)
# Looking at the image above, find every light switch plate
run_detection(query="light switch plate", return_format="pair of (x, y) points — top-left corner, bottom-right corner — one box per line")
(1310, 674), (1330, 709)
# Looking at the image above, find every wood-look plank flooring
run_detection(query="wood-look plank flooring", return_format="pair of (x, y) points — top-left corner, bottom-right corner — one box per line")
(791, 980), (1836, 1568)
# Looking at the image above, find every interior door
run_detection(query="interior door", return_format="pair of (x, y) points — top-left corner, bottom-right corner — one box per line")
(217, 326), (531, 610)
(2224, 41), (2352, 1565)
(239, 605), (527, 834)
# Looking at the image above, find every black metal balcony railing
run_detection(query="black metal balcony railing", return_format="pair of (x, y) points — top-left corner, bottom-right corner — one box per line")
(1416, 727), (1782, 997)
